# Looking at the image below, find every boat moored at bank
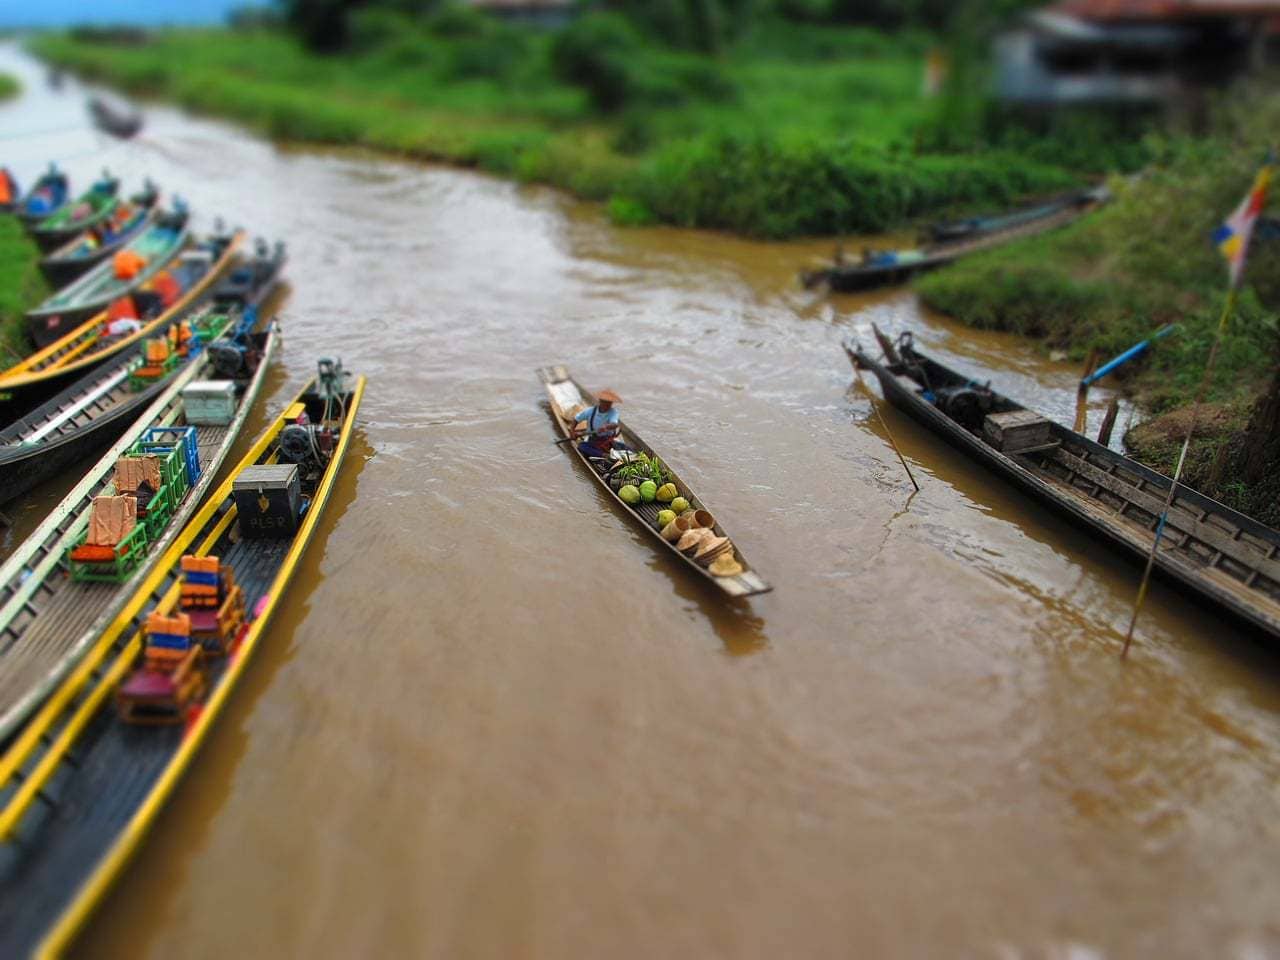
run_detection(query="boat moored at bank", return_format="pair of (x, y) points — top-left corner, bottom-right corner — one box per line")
(845, 331), (1280, 641)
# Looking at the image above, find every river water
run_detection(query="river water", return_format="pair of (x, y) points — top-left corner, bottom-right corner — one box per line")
(3, 45), (1279, 959)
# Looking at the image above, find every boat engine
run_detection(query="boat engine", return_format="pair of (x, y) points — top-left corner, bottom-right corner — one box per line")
(933, 384), (994, 432)
(278, 422), (335, 470)
(206, 340), (250, 379)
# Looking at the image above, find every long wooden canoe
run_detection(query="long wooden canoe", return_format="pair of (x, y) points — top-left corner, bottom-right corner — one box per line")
(39, 182), (160, 289)
(29, 175), (119, 252)
(25, 208), (193, 348)
(845, 332), (1280, 641)
(0, 228), (245, 418)
(803, 188), (1106, 293)
(14, 168), (69, 227)
(0, 364), (365, 958)
(87, 96), (144, 139)
(540, 365), (771, 598)
(0, 243), (284, 504)
(0, 312), (280, 746)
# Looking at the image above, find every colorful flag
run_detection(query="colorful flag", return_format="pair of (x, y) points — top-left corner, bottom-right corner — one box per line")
(1213, 157), (1274, 289)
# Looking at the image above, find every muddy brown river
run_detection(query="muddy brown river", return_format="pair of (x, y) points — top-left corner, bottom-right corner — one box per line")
(2, 45), (1279, 959)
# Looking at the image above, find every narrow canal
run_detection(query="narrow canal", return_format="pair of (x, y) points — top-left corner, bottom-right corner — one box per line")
(2, 44), (1278, 959)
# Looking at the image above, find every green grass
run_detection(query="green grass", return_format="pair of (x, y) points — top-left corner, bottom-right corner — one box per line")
(28, 24), (1096, 238)
(917, 102), (1280, 413)
(0, 73), (18, 101)
(0, 215), (49, 363)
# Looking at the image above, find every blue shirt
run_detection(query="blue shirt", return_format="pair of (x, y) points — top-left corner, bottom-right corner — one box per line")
(575, 405), (620, 439)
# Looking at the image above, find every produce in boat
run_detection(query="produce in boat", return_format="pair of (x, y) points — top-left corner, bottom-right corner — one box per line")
(656, 509), (676, 528)
(619, 484), (641, 504)
(640, 480), (657, 502)
(671, 497), (689, 514)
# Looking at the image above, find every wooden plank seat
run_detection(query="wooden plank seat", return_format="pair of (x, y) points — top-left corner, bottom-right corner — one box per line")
(179, 555), (245, 655)
(117, 611), (206, 725)
(67, 495), (149, 583)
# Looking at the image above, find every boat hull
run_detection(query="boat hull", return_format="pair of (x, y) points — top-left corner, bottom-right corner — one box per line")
(0, 373), (165, 505)
(24, 215), (193, 349)
(39, 205), (158, 289)
(1, 230), (244, 422)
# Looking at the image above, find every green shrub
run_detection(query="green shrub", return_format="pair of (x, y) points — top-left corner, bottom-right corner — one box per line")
(550, 13), (643, 113)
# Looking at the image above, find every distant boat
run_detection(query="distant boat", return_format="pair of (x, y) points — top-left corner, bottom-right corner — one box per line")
(39, 180), (161, 288)
(87, 95), (144, 139)
(803, 187), (1108, 293)
(29, 172), (120, 252)
(13, 165), (70, 227)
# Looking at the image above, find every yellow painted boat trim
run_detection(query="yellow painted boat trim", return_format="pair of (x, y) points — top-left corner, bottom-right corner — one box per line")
(0, 374), (292, 808)
(0, 232), (245, 387)
(37, 374), (366, 959)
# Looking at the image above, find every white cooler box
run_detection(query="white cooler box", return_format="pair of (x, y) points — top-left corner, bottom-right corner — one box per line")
(182, 380), (237, 426)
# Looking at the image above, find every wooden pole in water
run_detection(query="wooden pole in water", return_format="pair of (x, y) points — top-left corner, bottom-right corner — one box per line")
(1123, 287), (1238, 656)
(1096, 397), (1120, 447)
(1074, 348), (1099, 434)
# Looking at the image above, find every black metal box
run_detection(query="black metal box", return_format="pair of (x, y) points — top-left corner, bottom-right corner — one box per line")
(232, 464), (300, 539)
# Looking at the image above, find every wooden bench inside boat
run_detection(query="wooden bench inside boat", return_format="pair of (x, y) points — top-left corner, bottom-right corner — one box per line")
(117, 611), (207, 725)
(180, 555), (246, 655)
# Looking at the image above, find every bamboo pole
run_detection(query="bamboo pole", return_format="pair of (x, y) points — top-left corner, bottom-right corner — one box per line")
(1122, 287), (1238, 656)
(1073, 348), (1099, 434)
(853, 363), (921, 494)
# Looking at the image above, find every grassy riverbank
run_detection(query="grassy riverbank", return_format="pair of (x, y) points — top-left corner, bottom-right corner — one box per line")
(0, 73), (19, 101)
(28, 22), (1102, 238)
(916, 84), (1280, 520)
(0, 215), (48, 363)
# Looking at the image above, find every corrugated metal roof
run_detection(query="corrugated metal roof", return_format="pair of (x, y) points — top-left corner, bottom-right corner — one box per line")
(1051, 0), (1280, 19)
(467, 0), (574, 9)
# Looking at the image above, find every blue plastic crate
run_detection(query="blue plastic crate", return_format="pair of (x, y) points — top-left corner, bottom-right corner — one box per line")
(138, 426), (201, 486)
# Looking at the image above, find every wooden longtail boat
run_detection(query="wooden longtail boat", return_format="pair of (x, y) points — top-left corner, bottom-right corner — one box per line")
(0, 244), (283, 504)
(0, 227), (245, 418)
(845, 332), (1280, 640)
(540, 365), (771, 598)
(29, 174), (119, 252)
(0, 311), (280, 745)
(24, 207), (193, 348)
(14, 167), (69, 227)
(87, 96), (144, 140)
(803, 188), (1106, 293)
(0, 362), (364, 958)
(39, 182), (160, 288)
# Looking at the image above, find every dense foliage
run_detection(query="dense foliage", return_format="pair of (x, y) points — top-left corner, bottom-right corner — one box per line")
(32, 19), (1098, 238)
(0, 216), (50, 360)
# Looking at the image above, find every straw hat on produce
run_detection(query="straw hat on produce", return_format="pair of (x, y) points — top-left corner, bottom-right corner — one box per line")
(597, 389), (622, 404)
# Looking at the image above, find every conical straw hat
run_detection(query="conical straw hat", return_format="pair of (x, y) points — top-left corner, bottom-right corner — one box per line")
(677, 528), (711, 554)
(694, 535), (729, 562)
(709, 554), (744, 577)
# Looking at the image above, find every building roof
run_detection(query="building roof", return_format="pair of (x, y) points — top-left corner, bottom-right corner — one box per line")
(1050, 0), (1280, 20)
(467, 0), (574, 9)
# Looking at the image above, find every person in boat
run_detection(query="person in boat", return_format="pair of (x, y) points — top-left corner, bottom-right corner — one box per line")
(571, 389), (623, 460)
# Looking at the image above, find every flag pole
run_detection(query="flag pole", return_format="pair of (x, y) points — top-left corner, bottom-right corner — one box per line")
(1122, 285), (1237, 656)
